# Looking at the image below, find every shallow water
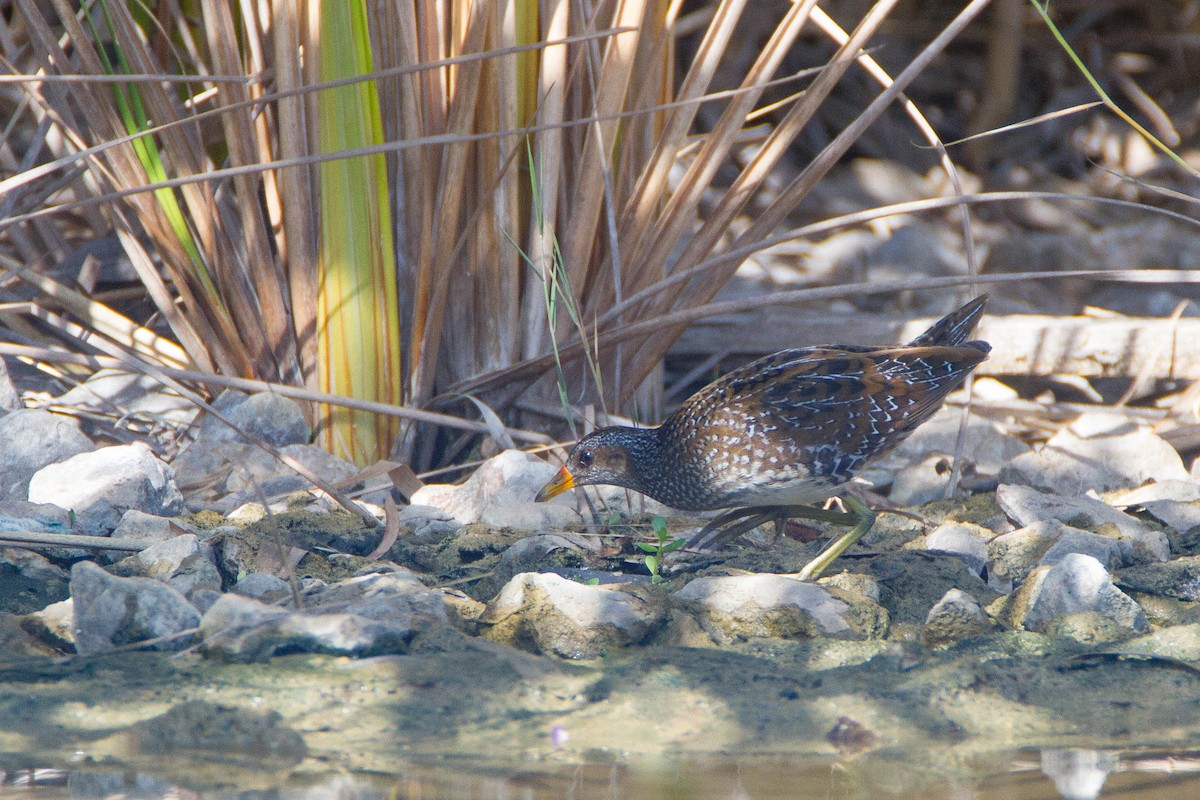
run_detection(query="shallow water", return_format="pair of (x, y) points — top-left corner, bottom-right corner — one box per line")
(4, 749), (1200, 800)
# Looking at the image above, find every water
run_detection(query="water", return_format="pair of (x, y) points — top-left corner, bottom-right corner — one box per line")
(4, 749), (1200, 800)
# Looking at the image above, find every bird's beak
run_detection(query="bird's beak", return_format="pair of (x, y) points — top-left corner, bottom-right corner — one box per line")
(535, 466), (575, 502)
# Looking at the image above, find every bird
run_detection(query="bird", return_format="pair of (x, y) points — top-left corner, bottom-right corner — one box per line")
(535, 296), (991, 579)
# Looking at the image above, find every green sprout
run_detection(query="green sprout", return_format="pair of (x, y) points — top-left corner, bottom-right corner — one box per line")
(636, 517), (685, 583)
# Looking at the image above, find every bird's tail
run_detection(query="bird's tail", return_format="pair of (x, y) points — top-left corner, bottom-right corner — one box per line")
(907, 295), (988, 348)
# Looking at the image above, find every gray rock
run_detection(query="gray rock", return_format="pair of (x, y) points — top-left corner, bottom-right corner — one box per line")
(989, 520), (1129, 584)
(1021, 553), (1148, 635)
(0, 500), (73, 533)
(70, 561), (200, 654)
(673, 574), (887, 642)
(860, 407), (1030, 490)
(395, 504), (461, 540)
(996, 484), (1169, 563)
(0, 547), (69, 614)
(112, 510), (193, 550)
(1117, 555), (1200, 601)
(28, 444), (184, 536)
(922, 588), (992, 647)
(234, 572), (291, 601)
(1111, 481), (1200, 539)
(411, 450), (581, 530)
(1114, 622), (1200, 662)
(479, 572), (666, 658)
(1000, 429), (1190, 495)
(223, 443), (358, 498)
(302, 571), (447, 628)
(0, 359), (21, 412)
(175, 440), (357, 503)
(52, 370), (197, 427)
(485, 533), (599, 593)
(924, 523), (990, 576)
(199, 593), (415, 662)
(888, 453), (957, 506)
(198, 390), (310, 446)
(110, 534), (223, 597)
(0, 409), (93, 500)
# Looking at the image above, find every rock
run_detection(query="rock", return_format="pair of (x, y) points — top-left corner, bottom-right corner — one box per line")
(0, 500), (73, 534)
(924, 523), (990, 576)
(234, 572), (291, 601)
(25, 597), (74, 649)
(28, 444), (184, 536)
(0, 611), (59, 658)
(1068, 411), (1138, 439)
(109, 534), (223, 597)
(1116, 555), (1200, 601)
(995, 484), (1169, 564)
(0, 409), (93, 500)
(196, 390), (310, 446)
(199, 593), (416, 662)
(479, 533), (600, 597)
(1000, 429), (1190, 495)
(411, 450), (581, 530)
(1111, 481), (1200, 541)
(988, 520), (1129, 583)
(224, 443), (358, 497)
(860, 406), (1030, 491)
(1020, 554), (1148, 635)
(922, 589), (993, 647)
(0, 547), (69, 614)
(1114, 623), (1200, 661)
(673, 574), (887, 643)
(478, 572), (666, 658)
(70, 561), (200, 654)
(112, 510), (193, 550)
(0, 359), (21, 412)
(127, 700), (307, 761)
(888, 453), (956, 506)
(175, 441), (357, 504)
(1043, 610), (1131, 645)
(394, 504), (461, 540)
(301, 571), (447, 629)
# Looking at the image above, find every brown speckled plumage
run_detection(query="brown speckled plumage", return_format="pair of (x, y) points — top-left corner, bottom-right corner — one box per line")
(538, 297), (990, 515)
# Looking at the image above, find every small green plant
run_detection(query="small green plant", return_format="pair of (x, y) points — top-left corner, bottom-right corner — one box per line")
(637, 517), (686, 583)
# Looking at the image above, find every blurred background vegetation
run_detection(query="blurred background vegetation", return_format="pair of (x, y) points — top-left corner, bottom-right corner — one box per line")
(0, 0), (1196, 477)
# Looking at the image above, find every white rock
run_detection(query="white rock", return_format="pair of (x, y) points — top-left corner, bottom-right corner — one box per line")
(1000, 429), (1189, 495)
(411, 450), (581, 530)
(479, 572), (664, 658)
(1022, 553), (1148, 634)
(674, 574), (885, 641)
(996, 484), (1169, 563)
(924, 523), (989, 575)
(29, 444), (184, 536)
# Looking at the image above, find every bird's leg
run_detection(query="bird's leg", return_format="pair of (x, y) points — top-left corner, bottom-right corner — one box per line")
(791, 495), (875, 580)
(685, 506), (791, 552)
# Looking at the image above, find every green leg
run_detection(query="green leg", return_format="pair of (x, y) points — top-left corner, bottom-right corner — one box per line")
(792, 495), (875, 581)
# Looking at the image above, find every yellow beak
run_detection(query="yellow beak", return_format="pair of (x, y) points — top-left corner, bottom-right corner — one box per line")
(535, 466), (575, 502)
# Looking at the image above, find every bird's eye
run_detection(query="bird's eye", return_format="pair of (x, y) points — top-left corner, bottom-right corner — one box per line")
(577, 450), (594, 468)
